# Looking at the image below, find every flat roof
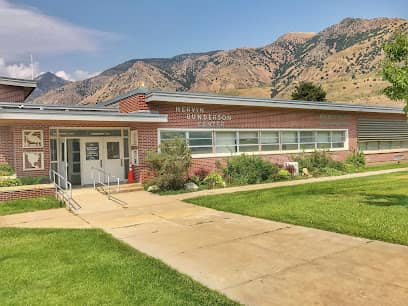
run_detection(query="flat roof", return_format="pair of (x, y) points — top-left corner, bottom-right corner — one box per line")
(0, 76), (37, 100)
(101, 88), (405, 115)
(0, 102), (168, 123)
(145, 91), (405, 114)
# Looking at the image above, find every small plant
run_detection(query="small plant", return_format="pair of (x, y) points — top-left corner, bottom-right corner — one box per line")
(346, 150), (366, 168)
(277, 169), (291, 180)
(0, 163), (15, 176)
(0, 178), (20, 187)
(223, 155), (279, 185)
(203, 172), (225, 189)
(145, 138), (192, 191)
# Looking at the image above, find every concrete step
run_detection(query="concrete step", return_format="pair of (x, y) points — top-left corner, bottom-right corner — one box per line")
(115, 183), (144, 193)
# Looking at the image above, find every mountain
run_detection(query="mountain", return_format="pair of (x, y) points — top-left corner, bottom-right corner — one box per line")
(29, 72), (70, 100)
(33, 17), (408, 107)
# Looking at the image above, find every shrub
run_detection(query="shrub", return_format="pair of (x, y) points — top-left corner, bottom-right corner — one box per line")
(0, 176), (49, 188)
(203, 172), (225, 189)
(0, 164), (15, 176)
(194, 168), (210, 181)
(145, 138), (192, 191)
(277, 169), (291, 180)
(0, 178), (20, 187)
(294, 151), (345, 176)
(346, 150), (366, 168)
(223, 154), (279, 185)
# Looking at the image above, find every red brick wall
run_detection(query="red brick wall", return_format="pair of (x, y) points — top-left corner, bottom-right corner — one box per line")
(1, 95), (407, 183)
(0, 126), (13, 166)
(0, 84), (26, 102)
(0, 187), (55, 202)
(119, 94), (149, 113)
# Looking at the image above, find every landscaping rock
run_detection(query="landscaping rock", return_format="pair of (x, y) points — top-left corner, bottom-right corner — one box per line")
(147, 185), (160, 193)
(184, 182), (199, 191)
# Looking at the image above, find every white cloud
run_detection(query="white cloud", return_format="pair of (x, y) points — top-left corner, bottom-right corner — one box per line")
(0, 57), (39, 79)
(0, 0), (116, 61)
(55, 69), (100, 81)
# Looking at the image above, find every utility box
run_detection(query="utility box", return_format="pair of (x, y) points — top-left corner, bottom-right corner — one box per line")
(284, 161), (299, 176)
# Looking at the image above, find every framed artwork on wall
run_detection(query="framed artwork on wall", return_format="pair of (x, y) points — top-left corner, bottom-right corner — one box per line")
(22, 130), (44, 148)
(23, 152), (44, 171)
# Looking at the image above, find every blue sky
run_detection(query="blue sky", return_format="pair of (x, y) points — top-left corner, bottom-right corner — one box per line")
(1, 0), (407, 80)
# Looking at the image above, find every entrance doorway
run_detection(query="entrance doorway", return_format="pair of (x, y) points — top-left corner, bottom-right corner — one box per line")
(80, 137), (124, 185)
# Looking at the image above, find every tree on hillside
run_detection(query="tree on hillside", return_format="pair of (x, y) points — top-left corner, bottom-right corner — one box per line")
(291, 81), (327, 101)
(382, 33), (408, 112)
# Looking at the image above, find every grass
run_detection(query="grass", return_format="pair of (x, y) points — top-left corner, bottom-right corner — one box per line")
(186, 172), (408, 246)
(0, 197), (63, 216)
(364, 161), (408, 172)
(0, 228), (237, 306)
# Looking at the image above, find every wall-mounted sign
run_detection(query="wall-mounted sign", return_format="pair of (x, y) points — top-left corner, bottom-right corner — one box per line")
(86, 142), (99, 160)
(175, 106), (232, 128)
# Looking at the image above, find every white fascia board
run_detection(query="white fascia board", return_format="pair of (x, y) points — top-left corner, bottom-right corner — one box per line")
(0, 110), (168, 122)
(146, 93), (404, 114)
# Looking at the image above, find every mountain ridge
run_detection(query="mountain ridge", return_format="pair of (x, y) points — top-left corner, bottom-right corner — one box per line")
(31, 17), (408, 107)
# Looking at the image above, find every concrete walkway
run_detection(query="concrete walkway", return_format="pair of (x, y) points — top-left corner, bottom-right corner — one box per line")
(1, 168), (408, 305)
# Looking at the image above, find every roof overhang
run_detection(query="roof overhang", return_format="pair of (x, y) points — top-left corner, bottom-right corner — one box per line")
(146, 91), (405, 115)
(0, 109), (168, 123)
(0, 76), (37, 100)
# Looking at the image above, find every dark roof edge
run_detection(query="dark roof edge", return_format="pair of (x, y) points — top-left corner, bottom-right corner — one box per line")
(0, 76), (37, 88)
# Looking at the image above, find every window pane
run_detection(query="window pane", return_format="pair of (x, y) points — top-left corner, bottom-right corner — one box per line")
(216, 146), (236, 153)
(358, 142), (367, 151)
(282, 131), (298, 143)
(191, 146), (213, 154)
(300, 143), (315, 150)
(189, 138), (212, 146)
(261, 144), (279, 151)
(216, 132), (236, 146)
(367, 142), (379, 150)
(189, 131), (212, 139)
(332, 142), (345, 148)
(402, 141), (408, 148)
(260, 131), (279, 144)
(50, 139), (58, 161)
(317, 143), (331, 149)
(239, 145), (259, 152)
(161, 131), (185, 139)
(332, 131), (345, 143)
(239, 131), (258, 145)
(123, 138), (129, 158)
(317, 131), (330, 143)
(300, 131), (315, 143)
(107, 142), (120, 159)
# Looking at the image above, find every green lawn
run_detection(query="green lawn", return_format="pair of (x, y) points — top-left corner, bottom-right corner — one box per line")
(186, 172), (408, 246)
(0, 196), (63, 216)
(0, 228), (237, 306)
(364, 161), (408, 172)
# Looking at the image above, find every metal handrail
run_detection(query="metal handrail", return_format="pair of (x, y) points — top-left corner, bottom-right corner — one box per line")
(50, 169), (78, 210)
(91, 167), (120, 200)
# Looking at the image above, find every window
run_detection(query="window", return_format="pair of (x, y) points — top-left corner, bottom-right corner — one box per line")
(282, 132), (298, 150)
(188, 131), (213, 154)
(50, 139), (58, 162)
(239, 131), (258, 152)
(215, 132), (237, 153)
(107, 142), (120, 159)
(159, 129), (347, 155)
(300, 131), (315, 150)
(260, 131), (279, 151)
(359, 140), (408, 151)
(317, 131), (331, 149)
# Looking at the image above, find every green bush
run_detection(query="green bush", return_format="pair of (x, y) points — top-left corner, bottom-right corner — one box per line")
(0, 179), (20, 187)
(0, 176), (49, 188)
(203, 172), (225, 189)
(346, 150), (366, 168)
(277, 168), (291, 180)
(294, 151), (346, 176)
(145, 138), (192, 191)
(223, 154), (279, 185)
(0, 164), (15, 176)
